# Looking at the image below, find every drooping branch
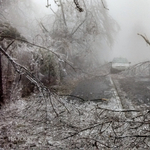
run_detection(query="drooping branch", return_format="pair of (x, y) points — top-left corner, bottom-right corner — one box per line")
(60, 0), (67, 27)
(114, 135), (150, 139)
(1, 35), (60, 57)
(0, 45), (60, 116)
(74, 0), (84, 12)
(71, 18), (86, 35)
(47, 0), (109, 12)
(0, 46), (44, 88)
(0, 35), (76, 72)
(96, 106), (141, 113)
(0, 45), (72, 116)
(46, 0), (51, 7)
(101, 0), (109, 10)
(138, 33), (150, 45)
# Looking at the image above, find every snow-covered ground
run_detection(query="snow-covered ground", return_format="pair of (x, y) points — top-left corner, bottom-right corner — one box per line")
(0, 74), (150, 149)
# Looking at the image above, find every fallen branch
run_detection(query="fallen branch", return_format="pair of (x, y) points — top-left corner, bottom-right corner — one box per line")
(96, 105), (141, 113)
(0, 46), (60, 116)
(114, 135), (150, 139)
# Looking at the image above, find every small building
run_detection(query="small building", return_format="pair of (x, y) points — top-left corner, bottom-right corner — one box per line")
(111, 57), (130, 73)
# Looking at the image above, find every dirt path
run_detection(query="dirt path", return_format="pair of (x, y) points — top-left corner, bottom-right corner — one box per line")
(68, 75), (124, 110)
(68, 74), (150, 111)
(68, 76), (113, 102)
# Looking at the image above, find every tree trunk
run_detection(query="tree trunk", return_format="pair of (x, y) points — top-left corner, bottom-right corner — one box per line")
(0, 51), (4, 105)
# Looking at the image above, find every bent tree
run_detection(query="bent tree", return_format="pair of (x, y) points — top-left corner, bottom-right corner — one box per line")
(47, 0), (119, 74)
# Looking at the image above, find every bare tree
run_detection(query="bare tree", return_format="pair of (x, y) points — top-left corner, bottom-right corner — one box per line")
(46, 0), (119, 76)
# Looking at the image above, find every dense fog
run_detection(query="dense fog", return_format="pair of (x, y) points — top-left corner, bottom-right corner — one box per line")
(0, 0), (118, 66)
(1, 0), (150, 65)
(26, 0), (150, 64)
(107, 0), (150, 64)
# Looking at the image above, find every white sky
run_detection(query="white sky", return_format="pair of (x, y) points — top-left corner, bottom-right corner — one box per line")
(106, 0), (150, 64)
(31, 0), (58, 15)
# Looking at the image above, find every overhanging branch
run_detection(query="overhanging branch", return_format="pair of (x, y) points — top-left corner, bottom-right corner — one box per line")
(101, 0), (109, 10)
(138, 33), (150, 45)
(0, 35), (77, 72)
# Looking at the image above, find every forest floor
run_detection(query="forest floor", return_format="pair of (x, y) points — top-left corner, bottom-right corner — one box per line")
(0, 74), (150, 149)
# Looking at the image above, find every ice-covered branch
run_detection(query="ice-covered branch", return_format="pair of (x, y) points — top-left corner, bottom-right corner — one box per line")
(138, 33), (150, 45)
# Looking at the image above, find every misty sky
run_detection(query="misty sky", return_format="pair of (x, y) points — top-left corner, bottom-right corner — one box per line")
(32, 0), (150, 64)
(107, 0), (150, 64)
